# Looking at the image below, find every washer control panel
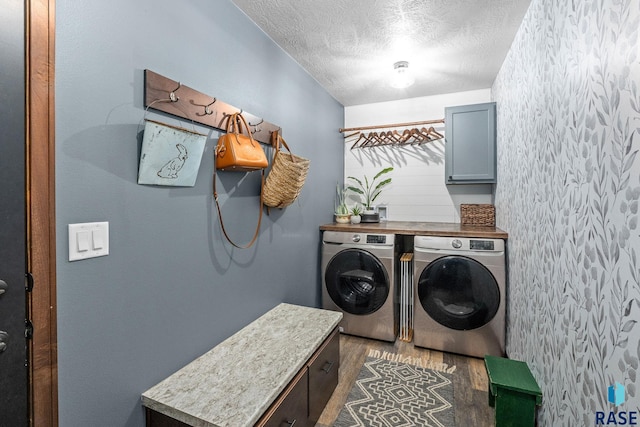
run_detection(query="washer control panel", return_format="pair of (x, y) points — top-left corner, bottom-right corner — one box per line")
(322, 231), (395, 246)
(366, 235), (387, 244)
(470, 240), (495, 251)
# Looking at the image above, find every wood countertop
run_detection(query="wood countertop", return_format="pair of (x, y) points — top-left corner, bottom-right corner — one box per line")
(319, 221), (508, 239)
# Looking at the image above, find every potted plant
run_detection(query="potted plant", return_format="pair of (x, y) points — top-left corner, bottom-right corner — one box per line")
(350, 205), (362, 224)
(347, 167), (393, 214)
(334, 183), (350, 223)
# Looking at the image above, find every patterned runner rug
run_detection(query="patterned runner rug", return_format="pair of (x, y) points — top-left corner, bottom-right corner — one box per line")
(334, 356), (455, 427)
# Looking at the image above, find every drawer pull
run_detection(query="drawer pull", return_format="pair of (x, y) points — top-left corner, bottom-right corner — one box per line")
(322, 361), (335, 374)
(285, 419), (296, 427)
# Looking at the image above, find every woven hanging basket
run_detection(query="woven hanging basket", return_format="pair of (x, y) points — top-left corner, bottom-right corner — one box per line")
(263, 133), (310, 209)
(460, 204), (496, 226)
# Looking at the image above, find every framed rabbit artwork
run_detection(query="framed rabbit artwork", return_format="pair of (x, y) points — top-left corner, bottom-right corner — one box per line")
(138, 119), (207, 187)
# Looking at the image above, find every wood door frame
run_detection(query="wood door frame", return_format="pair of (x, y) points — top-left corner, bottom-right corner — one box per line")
(26, 0), (57, 425)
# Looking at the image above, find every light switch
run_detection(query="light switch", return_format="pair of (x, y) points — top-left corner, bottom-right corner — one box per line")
(92, 230), (104, 249)
(69, 222), (109, 261)
(77, 231), (90, 252)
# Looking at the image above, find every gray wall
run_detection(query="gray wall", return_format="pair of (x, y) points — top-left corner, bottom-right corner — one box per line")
(55, 1), (343, 425)
(493, 0), (640, 424)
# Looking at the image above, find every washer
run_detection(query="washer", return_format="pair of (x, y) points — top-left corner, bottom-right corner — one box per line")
(413, 235), (506, 358)
(321, 231), (397, 342)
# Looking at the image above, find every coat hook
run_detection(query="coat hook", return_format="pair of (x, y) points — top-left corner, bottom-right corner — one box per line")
(248, 118), (264, 134)
(190, 98), (217, 116)
(204, 98), (217, 115)
(169, 82), (181, 102)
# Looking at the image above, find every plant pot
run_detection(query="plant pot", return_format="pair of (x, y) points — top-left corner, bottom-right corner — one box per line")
(350, 215), (361, 224)
(335, 214), (351, 224)
(361, 212), (380, 223)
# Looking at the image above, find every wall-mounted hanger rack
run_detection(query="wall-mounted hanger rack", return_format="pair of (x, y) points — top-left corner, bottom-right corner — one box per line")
(144, 69), (279, 145)
(339, 119), (445, 149)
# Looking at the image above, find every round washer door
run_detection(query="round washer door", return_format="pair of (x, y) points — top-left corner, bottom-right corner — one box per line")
(325, 248), (390, 315)
(418, 255), (499, 330)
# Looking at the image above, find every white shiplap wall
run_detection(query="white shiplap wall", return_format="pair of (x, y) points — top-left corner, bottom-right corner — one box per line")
(344, 89), (494, 222)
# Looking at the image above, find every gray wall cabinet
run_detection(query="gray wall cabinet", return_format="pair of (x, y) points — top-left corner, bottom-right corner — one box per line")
(445, 102), (497, 184)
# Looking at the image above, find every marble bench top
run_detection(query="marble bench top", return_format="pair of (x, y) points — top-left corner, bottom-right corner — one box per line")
(141, 303), (343, 427)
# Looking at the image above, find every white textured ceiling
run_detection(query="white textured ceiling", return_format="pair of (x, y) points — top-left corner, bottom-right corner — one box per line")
(232, 0), (532, 106)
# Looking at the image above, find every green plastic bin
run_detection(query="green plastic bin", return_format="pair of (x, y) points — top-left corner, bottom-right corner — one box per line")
(484, 355), (542, 427)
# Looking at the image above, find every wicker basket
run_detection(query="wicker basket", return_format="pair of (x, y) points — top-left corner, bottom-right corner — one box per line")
(460, 204), (495, 226)
(263, 134), (310, 209)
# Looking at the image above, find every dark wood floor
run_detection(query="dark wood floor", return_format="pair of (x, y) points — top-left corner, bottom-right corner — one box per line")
(315, 333), (494, 427)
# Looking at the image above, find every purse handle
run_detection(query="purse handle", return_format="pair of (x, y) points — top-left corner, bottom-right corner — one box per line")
(213, 169), (264, 249)
(225, 112), (258, 148)
(213, 112), (264, 249)
(270, 131), (297, 163)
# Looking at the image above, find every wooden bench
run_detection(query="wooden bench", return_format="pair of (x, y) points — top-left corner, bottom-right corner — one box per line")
(142, 304), (342, 427)
(484, 355), (542, 427)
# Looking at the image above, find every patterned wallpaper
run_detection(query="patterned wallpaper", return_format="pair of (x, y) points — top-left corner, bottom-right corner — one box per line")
(493, 0), (640, 424)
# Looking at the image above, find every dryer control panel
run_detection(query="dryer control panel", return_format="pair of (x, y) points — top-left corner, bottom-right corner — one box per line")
(414, 235), (504, 252)
(470, 240), (495, 250)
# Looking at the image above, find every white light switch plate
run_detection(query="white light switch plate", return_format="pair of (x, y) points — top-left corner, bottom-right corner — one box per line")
(68, 222), (109, 261)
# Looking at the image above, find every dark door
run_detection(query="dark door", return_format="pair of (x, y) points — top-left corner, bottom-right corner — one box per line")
(324, 249), (390, 315)
(0, 0), (29, 425)
(418, 256), (500, 331)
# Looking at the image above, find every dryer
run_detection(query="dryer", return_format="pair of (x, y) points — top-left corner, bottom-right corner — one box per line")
(413, 235), (506, 358)
(321, 231), (397, 342)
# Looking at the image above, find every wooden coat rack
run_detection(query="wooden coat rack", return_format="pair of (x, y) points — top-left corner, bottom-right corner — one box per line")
(340, 119), (445, 149)
(144, 69), (279, 145)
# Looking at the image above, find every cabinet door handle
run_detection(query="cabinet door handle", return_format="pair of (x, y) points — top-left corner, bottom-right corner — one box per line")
(285, 419), (296, 427)
(322, 361), (335, 374)
(0, 331), (8, 353)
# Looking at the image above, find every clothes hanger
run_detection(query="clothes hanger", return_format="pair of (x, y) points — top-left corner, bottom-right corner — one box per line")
(379, 131), (393, 146)
(378, 131), (396, 146)
(359, 132), (376, 148)
(366, 132), (384, 147)
(350, 132), (368, 150)
(389, 130), (404, 145)
(409, 128), (426, 144)
(419, 127), (433, 142)
(418, 127), (438, 144)
(399, 129), (413, 144)
(428, 127), (444, 140)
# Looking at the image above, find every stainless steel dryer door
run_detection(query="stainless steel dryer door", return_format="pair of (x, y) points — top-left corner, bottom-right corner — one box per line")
(324, 248), (390, 315)
(417, 255), (500, 330)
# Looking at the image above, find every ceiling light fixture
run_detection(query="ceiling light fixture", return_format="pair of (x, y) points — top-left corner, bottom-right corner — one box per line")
(390, 61), (415, 89)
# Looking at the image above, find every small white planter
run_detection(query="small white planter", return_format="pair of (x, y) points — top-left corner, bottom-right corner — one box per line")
(350, 215), (361, 224)
(335, 214), (350, 224)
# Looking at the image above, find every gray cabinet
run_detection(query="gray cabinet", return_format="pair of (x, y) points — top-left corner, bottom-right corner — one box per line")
(445, 102), (496, 184)
(258, 368), (309, 427)
(256, 327), (340, 427)
(307, 328), (340, 425)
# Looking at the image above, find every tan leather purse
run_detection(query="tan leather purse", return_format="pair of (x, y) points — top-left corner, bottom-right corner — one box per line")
(213, 113), (267, 249)
(215, 113), (268, 171)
